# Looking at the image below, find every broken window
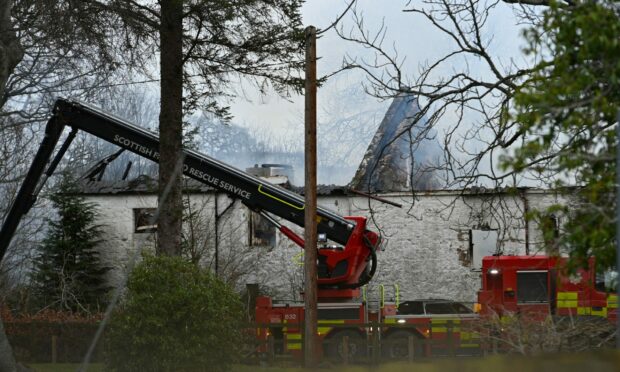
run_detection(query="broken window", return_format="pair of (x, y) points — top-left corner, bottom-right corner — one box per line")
(249, 212), (276, 248)
(539, 214), (560, 254)
(134, 208), (157, 233)
(517, 271), (549, 303)
(469, 229), (498, 269)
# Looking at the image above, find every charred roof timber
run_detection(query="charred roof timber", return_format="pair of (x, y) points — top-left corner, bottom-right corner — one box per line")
(349, 93), (442, 193)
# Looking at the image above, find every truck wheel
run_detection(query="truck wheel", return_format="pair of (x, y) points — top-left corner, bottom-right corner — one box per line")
(324, 329), (366, 362)
(382, 330), (421, 360)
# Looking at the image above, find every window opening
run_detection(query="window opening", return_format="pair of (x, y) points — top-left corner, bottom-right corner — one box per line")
(249, 211), (276, 248)
(134, 208), (157, 233)
(469, 229), (498, 269)
(517, 271), (549, 303)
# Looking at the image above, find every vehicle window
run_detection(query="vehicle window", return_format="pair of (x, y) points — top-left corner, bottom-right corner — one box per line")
(397, 301), (423, 315)
(517, 271), (548, 303)
(452, 303), (473, 314)
(424, 302), (455, 314)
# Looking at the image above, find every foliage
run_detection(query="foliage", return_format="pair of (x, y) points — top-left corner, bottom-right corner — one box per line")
(502, 0), (620, 269)
(104, 254), (245, 372)
(31, 0), (305, 117)
(31, 174), (110, 313)
(475, 313), (614, 355)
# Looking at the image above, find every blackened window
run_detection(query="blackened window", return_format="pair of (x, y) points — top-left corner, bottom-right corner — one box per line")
(540, 214), (560, 254)
(134, 208), (157, 233)
(517, 271), (549, 303)
(249, 212), (276, 248)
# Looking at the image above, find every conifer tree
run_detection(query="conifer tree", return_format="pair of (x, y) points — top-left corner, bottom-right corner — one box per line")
(31, 175), (110, 313)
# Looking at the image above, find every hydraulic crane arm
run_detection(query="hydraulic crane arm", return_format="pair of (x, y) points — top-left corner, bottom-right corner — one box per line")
(0, 99), (381, 290)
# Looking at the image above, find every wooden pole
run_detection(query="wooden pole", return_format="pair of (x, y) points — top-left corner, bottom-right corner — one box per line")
(51, 335), (57, 363)
(303, 25), (319, 368)
(616, 108), (620, 349)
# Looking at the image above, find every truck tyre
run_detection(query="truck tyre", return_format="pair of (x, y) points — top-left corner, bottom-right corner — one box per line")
(382, 330), (422, 360)
(324, 329), (366, 362)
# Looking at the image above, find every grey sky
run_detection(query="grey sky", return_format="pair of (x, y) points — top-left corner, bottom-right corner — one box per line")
(229, 0), (528, 137)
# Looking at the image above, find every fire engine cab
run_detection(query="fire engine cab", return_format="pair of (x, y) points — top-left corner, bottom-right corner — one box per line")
(477, 255), (617, 322)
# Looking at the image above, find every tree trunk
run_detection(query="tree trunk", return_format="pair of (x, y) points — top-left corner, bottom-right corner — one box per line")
(0, 1), (22, 371)
(157, 0), (184, 256)
(0, 0), (23, 103)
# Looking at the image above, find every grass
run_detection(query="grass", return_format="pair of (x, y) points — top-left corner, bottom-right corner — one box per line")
(28, 351), (620, 372)
(28, 363), (103, 372)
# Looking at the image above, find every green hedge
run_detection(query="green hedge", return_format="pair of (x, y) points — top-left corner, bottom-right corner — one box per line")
(6, 321), (102, 363)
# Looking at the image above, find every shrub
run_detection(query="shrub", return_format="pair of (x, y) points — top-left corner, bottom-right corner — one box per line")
(105, 255), (244, 372)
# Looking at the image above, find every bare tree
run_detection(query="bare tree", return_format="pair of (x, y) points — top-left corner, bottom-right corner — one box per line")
(321, 0), (572, 253)
(475, 311), (615, 355)
(337, 1), (538, 191)
(181, 191), (277, 290)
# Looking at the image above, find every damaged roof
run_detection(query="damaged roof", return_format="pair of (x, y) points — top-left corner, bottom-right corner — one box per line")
(349, 93), (442, 193)
(75, 175), (213, 195)
(75, 174), (349, 196)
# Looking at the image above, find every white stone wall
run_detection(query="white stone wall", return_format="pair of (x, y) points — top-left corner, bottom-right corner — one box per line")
(86, 189), (570, 303)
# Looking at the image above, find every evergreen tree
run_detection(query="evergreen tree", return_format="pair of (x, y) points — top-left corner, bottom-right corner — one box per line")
(31, 175), (110, 313)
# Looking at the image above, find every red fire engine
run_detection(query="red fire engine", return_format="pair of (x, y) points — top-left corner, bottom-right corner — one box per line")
(477, 255), (617, 322)
(254, 254), (618, 361)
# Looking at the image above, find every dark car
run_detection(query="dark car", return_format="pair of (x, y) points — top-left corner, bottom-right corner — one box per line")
(396, 299), (474, 316)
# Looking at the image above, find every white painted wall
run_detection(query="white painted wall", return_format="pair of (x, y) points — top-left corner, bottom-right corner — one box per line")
(85, 189), (569, 303)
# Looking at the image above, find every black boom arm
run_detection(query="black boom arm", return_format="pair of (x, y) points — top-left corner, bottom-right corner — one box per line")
(0, 99), (357, 262)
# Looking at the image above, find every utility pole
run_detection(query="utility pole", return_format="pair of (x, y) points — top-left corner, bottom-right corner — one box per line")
(616, 109), (620, 349)
(303, 25), (319, 368)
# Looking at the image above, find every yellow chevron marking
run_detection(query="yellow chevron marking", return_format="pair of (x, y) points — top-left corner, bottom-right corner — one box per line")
(258, 185), (304, 210)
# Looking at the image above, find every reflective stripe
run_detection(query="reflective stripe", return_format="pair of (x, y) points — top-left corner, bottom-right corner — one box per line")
(431, 319), (461, 324)
(317, 320), (345, 335)
(557, 292), (578, 308)
(608, 294), (618, 309)
(591, 307), (607, 317)
(557, 292), (578, 299)
(577, 307), (591, 315)
(459, 331), (480, 347)
(286, 332), (302, 350)
(431, 319), (460, 333)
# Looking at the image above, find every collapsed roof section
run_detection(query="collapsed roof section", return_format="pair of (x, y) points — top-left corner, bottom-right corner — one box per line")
(349, 93), (441, 193)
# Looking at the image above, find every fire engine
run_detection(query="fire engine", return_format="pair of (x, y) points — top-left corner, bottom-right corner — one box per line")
(477, 255), (617, 322)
